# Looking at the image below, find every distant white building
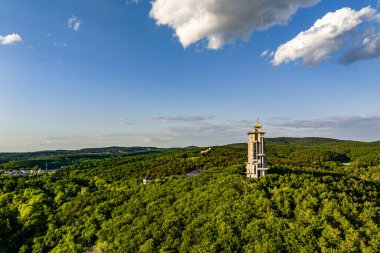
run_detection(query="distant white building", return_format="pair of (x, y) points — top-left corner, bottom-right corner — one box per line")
(201, 148), (211, 154)
(1, 169), (57, 176)
(246, 119), (269, 178)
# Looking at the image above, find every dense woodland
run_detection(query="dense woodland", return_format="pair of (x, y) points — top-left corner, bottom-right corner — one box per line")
(1, 138), (380, 252)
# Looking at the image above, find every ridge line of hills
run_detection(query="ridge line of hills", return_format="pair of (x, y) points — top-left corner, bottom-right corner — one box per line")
(1, 137), (379, 171)
(2, 137), (380, 156)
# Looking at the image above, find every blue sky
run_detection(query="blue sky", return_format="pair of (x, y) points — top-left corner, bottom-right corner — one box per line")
(1, 0), (380, 151)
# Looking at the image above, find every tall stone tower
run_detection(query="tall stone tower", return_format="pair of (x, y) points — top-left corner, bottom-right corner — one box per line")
(246, 119), (269, 178)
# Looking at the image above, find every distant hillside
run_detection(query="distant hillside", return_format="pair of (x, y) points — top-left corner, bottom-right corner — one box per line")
(266, 137), (345, 146)
(79, 146), (160, 154)
(2, 137), (378, 166)
(0, 146), (164, 168)
(227, 137), (368, 148)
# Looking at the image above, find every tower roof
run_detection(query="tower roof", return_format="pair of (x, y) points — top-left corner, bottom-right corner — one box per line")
(248, 119), (265, 134)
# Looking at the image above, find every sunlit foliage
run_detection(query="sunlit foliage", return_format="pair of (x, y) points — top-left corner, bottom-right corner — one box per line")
(1, 138), (380, 252)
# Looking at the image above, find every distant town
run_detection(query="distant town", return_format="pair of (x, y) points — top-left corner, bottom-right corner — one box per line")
(1, 169), (58, 176)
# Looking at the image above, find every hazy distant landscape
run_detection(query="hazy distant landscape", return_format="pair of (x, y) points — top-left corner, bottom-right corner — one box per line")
(1, 137), (380, 252)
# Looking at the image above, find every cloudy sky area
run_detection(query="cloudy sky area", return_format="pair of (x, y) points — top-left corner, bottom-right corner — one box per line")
(1, 0), (380, 151)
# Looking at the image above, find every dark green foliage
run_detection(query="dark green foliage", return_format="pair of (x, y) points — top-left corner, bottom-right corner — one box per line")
(266, 137), (344, 146)
(0, 147), (164, 170)
(1, 138), (380, 252)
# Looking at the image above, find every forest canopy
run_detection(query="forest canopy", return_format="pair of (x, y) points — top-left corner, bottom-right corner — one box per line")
(1, 137), (380, 252)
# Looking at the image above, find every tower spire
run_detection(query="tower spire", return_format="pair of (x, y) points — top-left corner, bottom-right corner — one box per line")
(255, 118), (262, 128)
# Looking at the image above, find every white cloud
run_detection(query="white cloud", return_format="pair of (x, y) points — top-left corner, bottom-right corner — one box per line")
(260, 49), (274, 60)
(68, 16), (81, 32)
(0, 33), (22, 45)
(260, 49), (269, 57)
(266, 114), (380, 141)
(339, 28), (380, 64)
(152, 115), (213, 123)
(272, 7), (378, 66)
(150, 0), (320, 50)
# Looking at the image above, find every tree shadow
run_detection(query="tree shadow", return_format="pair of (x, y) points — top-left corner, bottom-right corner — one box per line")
(269, 165), (380, 199)
(269, 165), (346, 179)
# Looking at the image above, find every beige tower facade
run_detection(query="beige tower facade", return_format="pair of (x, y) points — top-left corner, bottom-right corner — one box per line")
(246, 120), (269, 178)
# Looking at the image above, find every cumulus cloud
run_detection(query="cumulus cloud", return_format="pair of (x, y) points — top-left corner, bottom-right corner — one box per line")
(0, 33), (22, 45)
(272, 6), (380, 66)
(339, 28), (380, 64)
(68, 16), (81, 31)
(150, 0), (320, 50)
(152, 115), (214, 123)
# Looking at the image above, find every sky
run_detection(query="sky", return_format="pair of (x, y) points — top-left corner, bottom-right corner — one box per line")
(1, 0), (380, 151)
